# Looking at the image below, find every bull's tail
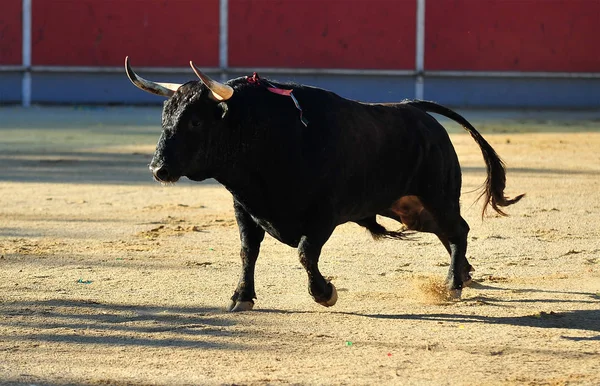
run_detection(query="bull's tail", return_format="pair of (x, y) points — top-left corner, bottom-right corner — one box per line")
(404, 100), (524, 217)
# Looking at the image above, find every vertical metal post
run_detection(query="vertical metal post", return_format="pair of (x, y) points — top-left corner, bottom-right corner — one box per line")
(219, 0), (228, 82)
(415, 0), (425, 100)
(22, 0), (32, 107)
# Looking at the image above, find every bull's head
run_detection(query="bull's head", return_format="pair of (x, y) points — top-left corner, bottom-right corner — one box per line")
(125, 57), (234, 183)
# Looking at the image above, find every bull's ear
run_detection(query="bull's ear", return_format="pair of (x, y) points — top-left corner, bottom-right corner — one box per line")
(217, 102), (228, 119)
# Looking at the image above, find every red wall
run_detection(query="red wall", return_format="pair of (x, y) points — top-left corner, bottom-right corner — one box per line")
(426, 0), (600, 72)
(228, 0), (416, 69)
(31, 0), (219, 67)
(0, 0), (22, 65)
(1, 0), (598, 72)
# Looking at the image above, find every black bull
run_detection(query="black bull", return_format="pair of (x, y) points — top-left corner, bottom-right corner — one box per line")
(126, 58), (523, 311)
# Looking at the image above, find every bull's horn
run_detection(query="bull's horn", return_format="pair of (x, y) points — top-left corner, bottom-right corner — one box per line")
(189, 61), (234, 101)
(125, 56), (181, 97)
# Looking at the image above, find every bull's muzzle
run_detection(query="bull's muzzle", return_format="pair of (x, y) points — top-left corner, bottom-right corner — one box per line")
(150, 164), (180, 183)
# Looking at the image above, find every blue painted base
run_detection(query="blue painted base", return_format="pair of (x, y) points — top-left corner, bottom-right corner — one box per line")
(425, 76), (600, 109)
(0, 72), (22, 103)
(7, 72), (600, 108)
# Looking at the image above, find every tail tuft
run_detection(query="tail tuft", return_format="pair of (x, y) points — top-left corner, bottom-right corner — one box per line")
(487, 193), (526, 217)
(358, 217), (413, 240)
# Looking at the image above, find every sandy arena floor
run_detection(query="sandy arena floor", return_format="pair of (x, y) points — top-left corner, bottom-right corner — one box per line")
(0, 107), (599, 385)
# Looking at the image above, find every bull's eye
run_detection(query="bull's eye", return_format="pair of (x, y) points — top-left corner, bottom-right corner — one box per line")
(189, 112), (202, 128)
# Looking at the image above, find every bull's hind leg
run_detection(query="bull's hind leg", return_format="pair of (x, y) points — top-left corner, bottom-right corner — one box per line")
(228, 201), (265, 312)
(420, 198), (472, 294)
(384, 196), (473, 290)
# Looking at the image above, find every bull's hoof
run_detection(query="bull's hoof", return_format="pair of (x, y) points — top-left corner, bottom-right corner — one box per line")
(445, 277), (464, 300)
(462, 275), (473, 287)
(226, 300), (254, 312)
(462, 264), (475, 287)
(317, 283), (338, 307)
(448, 288), (462, 300)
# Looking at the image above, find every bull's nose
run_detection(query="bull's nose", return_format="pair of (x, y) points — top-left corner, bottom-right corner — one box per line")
(151, 165), (172, 182)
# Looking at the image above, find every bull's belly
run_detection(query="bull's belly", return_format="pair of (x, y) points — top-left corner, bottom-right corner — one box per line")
(242, 182), (416, 248)
(331, 175), (419, 222)
(251, 215), (302, 248)
(250, 203), (392, 249)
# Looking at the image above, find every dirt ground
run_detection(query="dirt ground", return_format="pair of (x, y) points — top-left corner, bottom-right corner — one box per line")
(1, 107), (599, 385)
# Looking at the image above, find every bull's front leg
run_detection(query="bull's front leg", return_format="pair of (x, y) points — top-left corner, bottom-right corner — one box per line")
(227, 201), (265, 312)
(298, 232), (337, 307)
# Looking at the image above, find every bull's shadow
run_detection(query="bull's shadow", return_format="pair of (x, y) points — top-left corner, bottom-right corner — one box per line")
(0, 299), (243, 350)
(255, 283), (600, 339)
(351, 308), (600, 332)
(340, 284), (600, 337)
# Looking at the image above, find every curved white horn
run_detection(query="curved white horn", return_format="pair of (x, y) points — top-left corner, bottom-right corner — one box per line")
(189, 61), (234, 101)
(125, 56), (181, 98)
